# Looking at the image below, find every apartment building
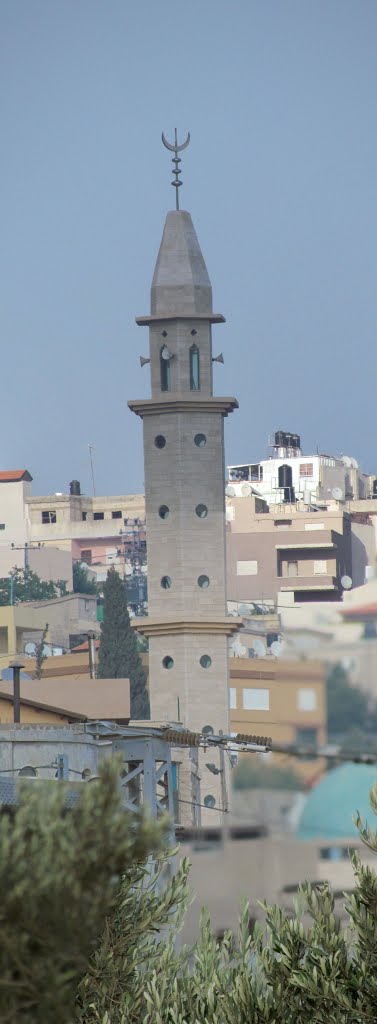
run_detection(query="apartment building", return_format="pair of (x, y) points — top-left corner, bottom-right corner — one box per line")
(226, 493), (352, 605)
(228, 430), (375, 506)
(229, 657), (326, 783)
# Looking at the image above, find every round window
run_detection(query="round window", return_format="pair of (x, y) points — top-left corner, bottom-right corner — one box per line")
(195, 503), (208, 518)
(204, 794), (216, 809)
(194, 433), (207, 448)
(154, 435), (166, 449)
(159, 505), (170, 519)
(161, 576), (172, 589)
(162, 655), (174, 670)
(200, 654), (212, 669)
(198, 574), (210, 589)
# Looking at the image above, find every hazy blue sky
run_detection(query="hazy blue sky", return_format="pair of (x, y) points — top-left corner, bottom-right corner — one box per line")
(1, 1), (377, 496)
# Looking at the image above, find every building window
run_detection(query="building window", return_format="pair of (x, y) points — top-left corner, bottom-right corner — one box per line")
(297, 688), (317, 712)
(287, 560), (298, 577)
(194, 433), (206, 447)
(195, 504), (208, 518)
(296, 727), (318, 746)
(274, 520), (292, 529)
(243, 688), (269, 711)
(0, 524), (5, 530)
(314, 560), (327, 575)
(154, 435), (166, 449)
(80, 549), (92, 564)
(162, 655), (174, 669)
(189, 344), (200, 391)
(229, 687), (237, 709)
(160, 346), (171, 391)
(112, 510), (122, 519)
(93, 511), (104, 521)
(236, 560), (258, 576)
(41, 510), (56, 524)
(197, 574), (210, 588)
(159, 505), (170, 519)
(161, 576), (172, 589)
(204, 794), (216, 808)
(300, 464), (314, 477)
(200, 654), (212, 668)
(82, 511), (87, 521)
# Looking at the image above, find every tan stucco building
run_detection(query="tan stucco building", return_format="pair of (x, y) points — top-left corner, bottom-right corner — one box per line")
(229, 657), (326, 783)
(226, 494), (352, 605)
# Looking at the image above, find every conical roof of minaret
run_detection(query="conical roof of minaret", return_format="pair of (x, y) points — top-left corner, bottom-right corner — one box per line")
(150, 210), (213, 317)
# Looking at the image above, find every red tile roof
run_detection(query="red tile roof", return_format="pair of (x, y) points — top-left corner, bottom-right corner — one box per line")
(342, 603), (377, 619)
(72, 639), (101, 651)
(0, 470), (32, 482)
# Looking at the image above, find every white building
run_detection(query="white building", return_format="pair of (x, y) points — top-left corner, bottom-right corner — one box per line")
(228, 430), (374, 507)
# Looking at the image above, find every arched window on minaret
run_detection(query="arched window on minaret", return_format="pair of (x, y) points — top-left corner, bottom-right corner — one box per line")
(160, 346), (171, 391)
(189, 344), (200, 391)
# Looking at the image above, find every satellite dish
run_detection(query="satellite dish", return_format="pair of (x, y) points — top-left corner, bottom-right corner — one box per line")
(332, 487), (344, 501)
(226, 485), (236, 497)
(270, 641), (282, 657)
(341, 575), (352, 590)
(232, 638), (247, 656)
(253, 638), (265, 657)
(18, 765), (37, 777)
(161, 345), (172, 361)
(202, 724), (214, 737)
(241, 482), (252, 497)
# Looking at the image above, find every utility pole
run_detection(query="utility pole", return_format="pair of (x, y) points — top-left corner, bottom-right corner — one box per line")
(218, 729), (228, 819)
(10, 660), (24, 724)
(87, 631), (96, 679)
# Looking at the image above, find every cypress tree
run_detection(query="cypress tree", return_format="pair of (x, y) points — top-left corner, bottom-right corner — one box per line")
(97, 566), (150, 719)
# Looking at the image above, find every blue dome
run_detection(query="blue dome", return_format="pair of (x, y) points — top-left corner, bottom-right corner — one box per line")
(297, 763), (377, 840)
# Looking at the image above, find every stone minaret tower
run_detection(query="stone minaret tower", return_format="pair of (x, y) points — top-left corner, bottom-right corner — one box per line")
(129, 141), (238, 818)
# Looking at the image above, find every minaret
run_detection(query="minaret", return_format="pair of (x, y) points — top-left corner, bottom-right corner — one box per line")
(129, 133), (239, 821)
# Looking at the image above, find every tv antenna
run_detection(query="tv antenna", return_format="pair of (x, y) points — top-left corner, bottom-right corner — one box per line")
(88, 443), (96, 497)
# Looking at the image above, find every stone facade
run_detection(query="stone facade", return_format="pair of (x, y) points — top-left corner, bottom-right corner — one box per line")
(129, 208), (239, 822)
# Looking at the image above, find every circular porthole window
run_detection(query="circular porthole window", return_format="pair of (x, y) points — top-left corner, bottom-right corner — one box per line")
(200, 654), (212, 669)
(195, 503), (208, 518)
(198, 574), (210, 588)
(159, 505), (170, 519)
(154, 435), (166, 449)
(204, 794), (216, 809)
(161, 576), (172, 589)
(194, 433), (207, 448)
(162, 655), (174, 670)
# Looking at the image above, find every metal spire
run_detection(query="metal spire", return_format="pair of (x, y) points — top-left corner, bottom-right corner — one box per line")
(161, 128), (190, 210)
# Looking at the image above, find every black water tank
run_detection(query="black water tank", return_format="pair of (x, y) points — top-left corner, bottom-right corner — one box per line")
(275, 430), (285, 447)
(292, 434), (301, 450)
(285, 432), (293, 449)
(70, 480), (81, 496)
(373, 479), (377, 498)
(278, 464), (295, 503)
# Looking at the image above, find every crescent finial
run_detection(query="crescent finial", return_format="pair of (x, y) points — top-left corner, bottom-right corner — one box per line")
(161, 129), (191, 210)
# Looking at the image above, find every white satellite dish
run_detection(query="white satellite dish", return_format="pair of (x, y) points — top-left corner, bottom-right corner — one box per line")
(161, 345), (173, 361)
(241, 482), (252, 497)
(253, 638), (265, 657)
(332, 487), (344, 501)
(341, 575), (352, 590)
(226, 485), (236, 497)
(202, 724), (214, 737)
(270, 640), (283, 657)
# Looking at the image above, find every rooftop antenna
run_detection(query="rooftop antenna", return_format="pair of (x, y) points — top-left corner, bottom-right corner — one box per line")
(88, 443), (96, 497)
(162, 128), (190, 210)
